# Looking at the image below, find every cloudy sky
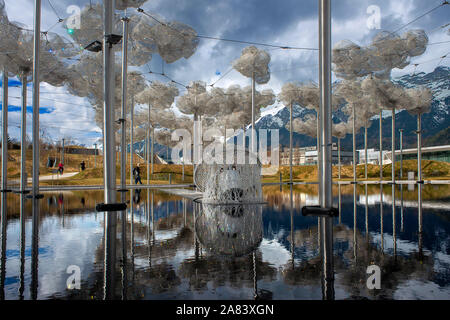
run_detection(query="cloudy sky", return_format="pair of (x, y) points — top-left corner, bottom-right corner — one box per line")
(2, 0), (449, 146)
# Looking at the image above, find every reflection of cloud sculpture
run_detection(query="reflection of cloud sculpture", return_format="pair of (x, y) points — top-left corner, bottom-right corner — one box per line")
(232, 46), (270, 84)
(195, 204), (263, 257)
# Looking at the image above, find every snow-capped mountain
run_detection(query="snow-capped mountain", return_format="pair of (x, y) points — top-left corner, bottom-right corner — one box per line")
(255, 66), (450, 150)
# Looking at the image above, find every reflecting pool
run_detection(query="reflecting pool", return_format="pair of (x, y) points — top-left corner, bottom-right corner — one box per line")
(0, 184), (449, 300)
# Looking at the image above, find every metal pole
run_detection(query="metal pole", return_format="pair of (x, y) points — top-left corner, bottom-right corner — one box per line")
(151, 127), (154, 175)
(102, 0), (117, 205)
(289, 102), (293, 184)
(251, 73), (256, 156)
(391, 108), (395, 184)
(1, 70), (8, 191)
(130, 95), (134, 185)
(399, 129), (403, 179)
(338, 137), (341, 180)
(31, 0), (41, 197)
(94, 143), (97, 168)
(120, 17), (129, 190)
(20, 74), (27, 191)
(316, 117), (322, 199)
(147, 102), (151, 185)
(379, 109), (383, 182)
(319, 0), (334, 300)
(352, 106), (356, 182)
(61, 138), (65, 164)
(30, 197), (39, 299)
(364, 126), (368, 180)
(417, 114), (422, 182)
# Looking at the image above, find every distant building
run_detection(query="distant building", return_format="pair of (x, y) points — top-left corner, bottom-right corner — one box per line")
(393, 145), (450, 163)
(280, 144), (353, 165)
(358, 148), (390, 165)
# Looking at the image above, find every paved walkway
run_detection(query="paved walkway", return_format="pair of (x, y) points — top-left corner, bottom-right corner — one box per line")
(27, 171), (79, 182)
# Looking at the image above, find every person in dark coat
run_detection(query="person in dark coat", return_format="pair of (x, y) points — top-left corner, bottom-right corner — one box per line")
(133, 163), (142, 184)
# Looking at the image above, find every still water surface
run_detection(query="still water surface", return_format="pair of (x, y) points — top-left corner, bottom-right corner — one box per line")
(0, 184), (449, 300)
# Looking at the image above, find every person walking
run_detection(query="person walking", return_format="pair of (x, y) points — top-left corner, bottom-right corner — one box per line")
(58, 162), (64, 175)
(80, 160), (86, 171)
(133, 163), (143, 185)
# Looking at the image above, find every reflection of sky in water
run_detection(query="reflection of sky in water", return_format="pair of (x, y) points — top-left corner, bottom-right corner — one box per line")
(1, 185), (449, 300)
(3, 213), (103, 299)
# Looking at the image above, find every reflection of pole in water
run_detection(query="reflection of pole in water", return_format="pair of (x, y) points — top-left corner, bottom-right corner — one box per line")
(290, 184), (294, 266)
(183, 199), (187, 227)
(121, 192), (127, 300)
(103, 211), (117, 300)
(30, 197), (40, 300)
(418, 184), (423, 260)
(400, 184), (404, 232)
(130, 190), (135, 284)
(392, 185), (397, 259)
(194, 202), (199, 261)
(380, 186), (384, 253)
(148, 192), (154, 269)
(353, 184), (357, 261)
(338, 184), (342, 224)
(151, 193), (155, 244)
(365, 184), (369, 237)
(321, 217), (334, 300)
(0, 193), (7, 300)
(253, 251), (258, 300)
(19, 194), (26, 300)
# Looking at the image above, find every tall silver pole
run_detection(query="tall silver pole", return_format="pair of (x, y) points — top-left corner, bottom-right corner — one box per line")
(61, 138), (65, 164)
(399, 129), (403, 179)
(31, 0), (41, 197)
(417, 114), (422, 182)
(251, 73), (256, 156)
(364, 126), (368, 180)
(151, 128), (154, 175)
(103, 0), (117, 205)
(30, 197), (39, 299)
(391, 108), (395, 184)
(94, 143), (97, 168)
(129, 95), (134, 185)
(352, 106), (356, 182)
(319, 0), (334, 300)
(120, 17), (129, 190)
(147, 103), (151, 185)
(1, 70), (8, 191)
(20, 74), (27, 191)
(379, 109), (383, 182)
(338, 137), (341, 180)
(289, 103), (293, 184)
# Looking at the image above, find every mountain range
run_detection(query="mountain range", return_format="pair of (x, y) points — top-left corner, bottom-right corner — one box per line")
(255, 66), (450, 151)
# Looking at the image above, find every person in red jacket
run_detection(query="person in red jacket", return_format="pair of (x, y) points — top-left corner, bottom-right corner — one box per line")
(58, 162), (64, 175)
